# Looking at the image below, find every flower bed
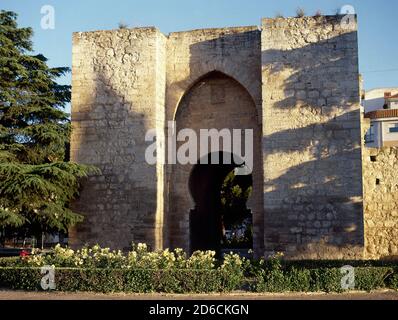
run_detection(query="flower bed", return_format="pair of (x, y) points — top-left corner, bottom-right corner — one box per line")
(0, 244), (397, 293)
(0, 244), (244, 293)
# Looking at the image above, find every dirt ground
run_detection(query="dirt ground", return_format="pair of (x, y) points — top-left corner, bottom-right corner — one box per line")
(0, 290), (397, 300)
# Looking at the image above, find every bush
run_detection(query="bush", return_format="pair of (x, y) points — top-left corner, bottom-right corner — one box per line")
(255, 253), (286, 292)
(288, 268), (312, 292)
(0, 244), (245, 293)
(0, 267), (237, 293)
(0, 257), (20, 267)
(220, 252), (248, 290)
(354, 267), (393, 292)
(387, 270), (398, 290)
(0, 245), (398, 293)
(252, 254), (398, 293)
(309, 268), (342, 293)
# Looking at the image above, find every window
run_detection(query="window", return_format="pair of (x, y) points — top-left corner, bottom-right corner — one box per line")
(388, 123), (398, 133)
(365, 124), (375, 143)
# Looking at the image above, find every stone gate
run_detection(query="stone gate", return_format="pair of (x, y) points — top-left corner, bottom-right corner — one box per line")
(70, 15), (369, 259)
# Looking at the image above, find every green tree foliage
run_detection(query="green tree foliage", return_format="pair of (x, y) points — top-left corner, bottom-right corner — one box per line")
(220, 171), (252, 225)
(0, 11), (97, 239)
(220, 171), (252, 248)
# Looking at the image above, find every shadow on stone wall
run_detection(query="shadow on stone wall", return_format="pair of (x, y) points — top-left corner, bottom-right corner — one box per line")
(70, 71), (158, 251)
(169, 29), (363, 259)
(168, 32), (265, 256)
(261, 31), (364, 259)
(70, 27), (365, 259)
(183, 29), (262, 119)
(263, 113), (363, 258)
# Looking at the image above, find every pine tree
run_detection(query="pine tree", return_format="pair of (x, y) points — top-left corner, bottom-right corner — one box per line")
(0, 11), (98, 243)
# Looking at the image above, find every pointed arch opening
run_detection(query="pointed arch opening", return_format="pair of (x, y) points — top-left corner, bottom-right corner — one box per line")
(173, 70), (259, 123)
(167, 70), (262, 257)
(189, 152), (253, 257)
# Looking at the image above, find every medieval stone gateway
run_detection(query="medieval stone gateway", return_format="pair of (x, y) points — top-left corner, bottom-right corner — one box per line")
(70, 15), (398, 260)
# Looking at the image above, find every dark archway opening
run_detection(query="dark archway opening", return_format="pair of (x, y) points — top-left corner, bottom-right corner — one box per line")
(189, 152), (253, 257)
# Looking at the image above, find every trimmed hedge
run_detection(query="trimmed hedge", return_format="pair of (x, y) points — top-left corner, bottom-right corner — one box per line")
(0, 267), (240, 293)
(253, 266), (398, 293)
(0, 257), (20, 267)
(1, 250), (398, 293)
(280, 259), (398, 269)
(0, 264), (397, 293)
(251, 261), (398, 293)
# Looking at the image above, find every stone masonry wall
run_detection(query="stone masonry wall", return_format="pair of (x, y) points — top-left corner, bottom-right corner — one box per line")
(165, 27), (263, 255)
(70, 17), (369, 259)
(363, 145), (398, 260)
(169, 71), (261, 254)
(261, 16), (364, 259)
(70, 28), (166, 250)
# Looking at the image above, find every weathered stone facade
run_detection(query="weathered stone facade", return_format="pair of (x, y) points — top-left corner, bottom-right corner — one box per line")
(165, 27), (263, 254)
(70, 28), (166, 250)
(363, 143), (398, 259)
(70, 15), (397, 259)
(261, 17), (363, 259)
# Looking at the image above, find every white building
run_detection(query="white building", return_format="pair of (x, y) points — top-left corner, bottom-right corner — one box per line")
(364, 91), (398, 148)
(362, 88), (398, 113)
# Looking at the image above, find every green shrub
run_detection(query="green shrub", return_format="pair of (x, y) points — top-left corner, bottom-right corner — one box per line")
(288, 268), (312, 292)
(252, 254), (398, 293)
(387, 270), (398, 290)
(309, 268), (342, 293)
(0, 267), (238, 293)
(355, 267), (393, 292)
(0, 244), (248, 293)
(0, 257), (20, 267)
(1, 245), (398, 293)
(255, 253), (287, 292)
(220, 252), (248, 290)
(0, 267), (41, 290)
(1, 264), (397, 293)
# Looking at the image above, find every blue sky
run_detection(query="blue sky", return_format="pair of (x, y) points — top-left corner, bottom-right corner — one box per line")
(2, 0), (398, 112)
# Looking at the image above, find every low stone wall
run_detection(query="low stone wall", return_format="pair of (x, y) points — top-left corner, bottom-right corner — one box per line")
(363, 147), (398, 260)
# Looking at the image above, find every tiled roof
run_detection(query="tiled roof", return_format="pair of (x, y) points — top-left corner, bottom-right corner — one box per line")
(365, 109), (398, 119)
